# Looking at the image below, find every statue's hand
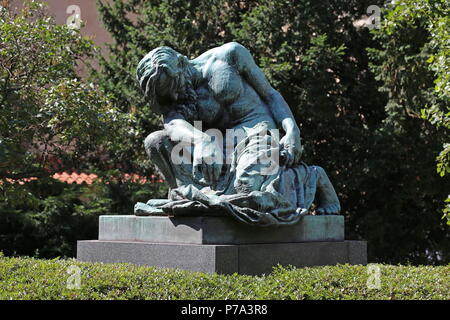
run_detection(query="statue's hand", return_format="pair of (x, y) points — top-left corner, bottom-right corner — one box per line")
(279, 130), (303, 167)
(192, 137), (223, 184)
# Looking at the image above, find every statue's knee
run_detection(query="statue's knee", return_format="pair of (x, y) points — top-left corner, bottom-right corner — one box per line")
(144, 130), (170, 158)
(233, 173), (264, 194)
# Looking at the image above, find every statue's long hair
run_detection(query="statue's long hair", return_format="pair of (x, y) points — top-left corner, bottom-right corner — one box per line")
(136, 47), (197, 121)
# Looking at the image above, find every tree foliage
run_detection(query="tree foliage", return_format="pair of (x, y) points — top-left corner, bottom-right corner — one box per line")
(0, 1), (130, 180)
(402, 0), (450, 224)
(94, 0), (449, 264)
(0, 1), (149, 258)
(369, 0), (449, 226)
(0, 175), (167, 258)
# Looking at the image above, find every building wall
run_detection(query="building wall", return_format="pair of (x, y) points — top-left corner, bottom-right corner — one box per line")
(10, 0), (113, 48)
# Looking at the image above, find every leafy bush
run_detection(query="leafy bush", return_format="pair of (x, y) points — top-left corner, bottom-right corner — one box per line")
(0, 256), (448, 299)
(369, 0), (450, 226)
(0, 1), (167, 258)
(0, 1), (130, 178)
(0, 179), (168, 258)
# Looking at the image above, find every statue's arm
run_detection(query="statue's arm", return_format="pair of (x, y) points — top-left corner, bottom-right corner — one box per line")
(221, 42), (302, 165)
(163, 111), (207, 143)
(163, 111), (223, 182)
(222, 42), (300, 134)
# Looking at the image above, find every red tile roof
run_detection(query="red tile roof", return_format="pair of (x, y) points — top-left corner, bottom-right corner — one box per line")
(1, 177), (38, 185)
(1, 172), (164, 185)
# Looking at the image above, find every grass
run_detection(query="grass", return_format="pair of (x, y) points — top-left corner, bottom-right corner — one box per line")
(0, 253), (448, 300)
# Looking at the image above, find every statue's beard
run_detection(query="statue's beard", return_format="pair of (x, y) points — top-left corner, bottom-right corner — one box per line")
(173, 74), (198, 122)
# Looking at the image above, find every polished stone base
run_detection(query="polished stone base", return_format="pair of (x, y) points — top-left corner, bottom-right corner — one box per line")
(98, 215), (344, 244)
(77, 240), (367, 275)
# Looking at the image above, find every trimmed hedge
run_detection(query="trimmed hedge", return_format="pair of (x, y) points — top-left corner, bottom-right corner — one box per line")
(0, 254), (448, 300)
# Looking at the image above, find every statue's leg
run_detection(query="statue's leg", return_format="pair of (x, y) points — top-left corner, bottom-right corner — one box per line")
(144, 130), (196, 189)
(313, 166), (341, 215)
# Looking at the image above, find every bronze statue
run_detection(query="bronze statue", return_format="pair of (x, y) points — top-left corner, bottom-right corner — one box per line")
(134, 42), (340, 226)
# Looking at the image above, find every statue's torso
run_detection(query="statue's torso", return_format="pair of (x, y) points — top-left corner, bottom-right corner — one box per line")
(192, 54), (276, 132)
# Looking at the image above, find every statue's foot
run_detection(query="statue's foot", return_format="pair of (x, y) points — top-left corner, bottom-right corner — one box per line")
(315, 202), (341, 215)
(313, 166), (341, 215)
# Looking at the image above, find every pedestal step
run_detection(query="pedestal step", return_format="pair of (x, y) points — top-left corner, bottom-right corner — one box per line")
(77, 240), (367, 275)
(98, 215), (344, 244)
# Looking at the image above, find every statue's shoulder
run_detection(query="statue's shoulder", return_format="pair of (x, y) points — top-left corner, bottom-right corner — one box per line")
(220, 41), (247, 52)
(215, 42), (250, 61)
(192, 42), (248, 63)
(192, 42), (252, 73)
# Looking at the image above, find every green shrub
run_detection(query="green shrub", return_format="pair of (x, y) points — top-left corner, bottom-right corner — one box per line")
(0, 256), (448, 300)
(0, 1), (130, 179)
(0, 179), (168, 258)
(0, 1), (168, 259)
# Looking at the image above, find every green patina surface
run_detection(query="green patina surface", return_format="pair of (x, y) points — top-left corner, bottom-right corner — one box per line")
(134, 43), (341, 226)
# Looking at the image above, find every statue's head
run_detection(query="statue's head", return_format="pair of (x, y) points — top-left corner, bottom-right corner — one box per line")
(136, 46), (191, 113)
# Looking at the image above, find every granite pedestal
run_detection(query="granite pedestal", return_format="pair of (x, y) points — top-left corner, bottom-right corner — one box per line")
(77, 215), (367, 275)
